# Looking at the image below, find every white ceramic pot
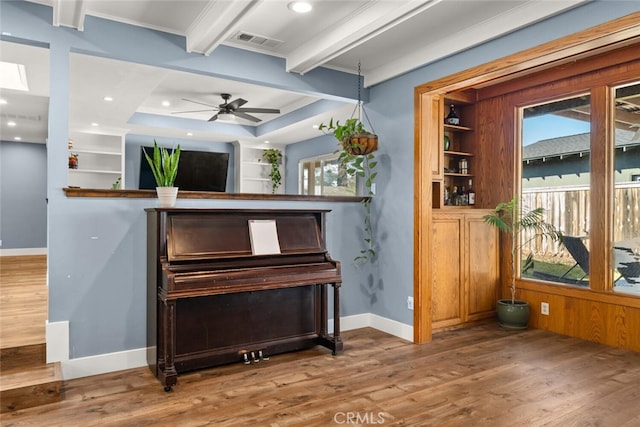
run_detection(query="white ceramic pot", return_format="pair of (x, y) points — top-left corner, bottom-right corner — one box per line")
(156, 187), (178, 207)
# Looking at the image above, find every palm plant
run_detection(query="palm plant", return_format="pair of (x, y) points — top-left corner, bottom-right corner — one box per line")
(483, 196), (562, 303)
(143, 140), (181, 187)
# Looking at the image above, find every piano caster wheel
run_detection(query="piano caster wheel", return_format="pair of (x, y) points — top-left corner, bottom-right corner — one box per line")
(164, 386), (172, 392)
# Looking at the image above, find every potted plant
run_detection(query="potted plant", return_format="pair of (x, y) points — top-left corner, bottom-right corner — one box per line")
(318, 117), (378, 155)
(483, 196), (562, 329)
(318, 118), (378, 264)
(143, 140), (181, 207)
(262, 148), (283, 194)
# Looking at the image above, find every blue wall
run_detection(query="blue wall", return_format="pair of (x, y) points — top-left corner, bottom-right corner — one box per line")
(124, 134), (236, 192)
(2, 0), (640, 360)
(0, 140), (47, 249)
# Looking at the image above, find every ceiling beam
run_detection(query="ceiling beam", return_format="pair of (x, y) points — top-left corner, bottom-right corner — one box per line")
(186, 0), (262, 55)
(364, 0), (591, 87)
(285, 0), (439, 75)
(51, 0), (86, 30)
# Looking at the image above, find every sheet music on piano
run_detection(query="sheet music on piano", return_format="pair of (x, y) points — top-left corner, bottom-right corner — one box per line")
(248, 219), (281, 255)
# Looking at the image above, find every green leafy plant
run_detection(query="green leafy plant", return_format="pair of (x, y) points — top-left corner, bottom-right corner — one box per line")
(262, 148), (283, 194)
(483, 196), (563, 303)
(143, 140), (181, 187)
(319, 118), (378, 264)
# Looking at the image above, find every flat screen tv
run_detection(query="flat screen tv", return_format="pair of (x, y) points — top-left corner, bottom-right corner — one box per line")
(139, 147), (229, 192)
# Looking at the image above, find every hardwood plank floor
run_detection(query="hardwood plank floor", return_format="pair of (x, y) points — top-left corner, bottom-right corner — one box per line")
(2, 324), (640, 426)
(0, 256), (47, 349)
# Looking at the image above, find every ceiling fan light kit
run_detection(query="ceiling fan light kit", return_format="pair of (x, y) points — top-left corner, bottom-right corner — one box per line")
(174, 93), (281, 123)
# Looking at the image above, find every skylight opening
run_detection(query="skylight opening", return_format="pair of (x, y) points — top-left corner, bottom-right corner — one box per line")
(0, 61), (29, 91)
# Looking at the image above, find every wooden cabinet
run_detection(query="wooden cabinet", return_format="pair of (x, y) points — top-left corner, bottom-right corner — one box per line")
(68, 132), (124, 189)
(431, 210), (499, 330)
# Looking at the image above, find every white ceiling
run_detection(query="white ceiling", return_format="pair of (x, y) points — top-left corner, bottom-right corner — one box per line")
(0, 0), (589, 146)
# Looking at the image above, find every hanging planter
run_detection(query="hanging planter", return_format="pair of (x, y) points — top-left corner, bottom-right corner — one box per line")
(316, 62), (379, 264)
(343, 133), (378, 155)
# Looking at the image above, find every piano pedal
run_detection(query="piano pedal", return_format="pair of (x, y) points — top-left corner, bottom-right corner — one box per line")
(251, 351), (259, 363)
(259, 350), (269, 361)
(242, 353), (251, 365)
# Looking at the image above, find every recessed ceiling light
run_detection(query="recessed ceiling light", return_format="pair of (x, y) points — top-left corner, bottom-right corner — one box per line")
(14, 136), (22, 141)
(103, 96), (113, 102)
(7, 121), (16, 127)
(0, 98), (7, 105)
(162, 100), (171, 107)
(312, 124), (319, 129)
(264, 140), (270, 144)
(288, 1), (312, 13)
(186, 132), (193, 136)
(91, 122), (99, 127)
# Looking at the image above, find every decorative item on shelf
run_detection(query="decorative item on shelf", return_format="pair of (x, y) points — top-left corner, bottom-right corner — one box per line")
(467, 179), (475, 206)
(68, 153), (78, 169)
(68, 138), (73, 149)
(444, 134), (451, 151)
(111, 177), (122, 190)
(317, 61), (378, 264)
(458, 157), (468, 174)
(483, 196), (562, 330)
(143, 140), (181, 207)
(445, 104), (460, 125)
(262, 148), (283, 194)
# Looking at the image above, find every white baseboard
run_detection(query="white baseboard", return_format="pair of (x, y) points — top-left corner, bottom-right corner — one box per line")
(0, 247), (47, 256)
(341, 313), (414, 342)
(57, 313), (413, 380)
(62, 347), (148, 380)
(46, 320), (69, 363)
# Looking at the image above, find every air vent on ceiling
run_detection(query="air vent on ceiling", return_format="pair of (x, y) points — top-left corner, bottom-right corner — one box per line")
(0, 112), (43, 122)
(232, 31), (283, 49)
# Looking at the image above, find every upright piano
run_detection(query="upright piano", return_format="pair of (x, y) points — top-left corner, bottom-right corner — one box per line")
(146, 208), (343, 390)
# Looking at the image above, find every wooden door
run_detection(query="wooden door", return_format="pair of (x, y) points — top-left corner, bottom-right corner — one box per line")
(431, 214), (464, 328)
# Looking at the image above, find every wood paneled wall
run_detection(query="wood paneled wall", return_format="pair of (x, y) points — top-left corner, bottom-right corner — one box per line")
(414, 12), (640, 349)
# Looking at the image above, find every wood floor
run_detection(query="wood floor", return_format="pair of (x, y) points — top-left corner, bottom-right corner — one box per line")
(0, 255), (47, 349)
(2, 324), (640, 426)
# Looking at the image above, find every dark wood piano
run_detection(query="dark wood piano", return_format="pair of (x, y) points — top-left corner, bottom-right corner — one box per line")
(146, 208), (343, 390)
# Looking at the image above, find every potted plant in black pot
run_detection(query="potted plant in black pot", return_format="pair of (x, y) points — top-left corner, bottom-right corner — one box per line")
(143, 140), (181, 207)
(483, 196), (562, 330)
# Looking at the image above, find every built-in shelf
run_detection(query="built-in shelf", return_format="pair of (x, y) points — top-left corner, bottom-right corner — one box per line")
(68, 132), (124, 189)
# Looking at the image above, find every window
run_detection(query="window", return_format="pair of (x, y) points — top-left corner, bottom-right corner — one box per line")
(520, 94), (592, 287)
(612, 82), (640, 295)
(298, 154), (357, 196)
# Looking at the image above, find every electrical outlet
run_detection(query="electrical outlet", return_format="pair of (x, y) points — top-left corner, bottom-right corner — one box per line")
(541, 302), (550, 315)
(407, 296), (414, 310)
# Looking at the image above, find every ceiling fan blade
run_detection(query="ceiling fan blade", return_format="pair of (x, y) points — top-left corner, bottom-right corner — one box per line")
(237, 108), (280, 114)
(226, 98), (248, 110)
(208, 113), (219, 122)
(172, 109), (216, 114)
(182, 98), (219, 108)
(233, 111), (261, 122)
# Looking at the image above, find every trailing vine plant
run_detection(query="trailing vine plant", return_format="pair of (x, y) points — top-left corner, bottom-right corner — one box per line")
(319, 118), (378, 264)
(262, 148), (283, 194)
(341, 148), (377, 264)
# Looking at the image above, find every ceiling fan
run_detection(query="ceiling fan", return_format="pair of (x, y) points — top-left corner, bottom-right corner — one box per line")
(173, 93), (280, 122)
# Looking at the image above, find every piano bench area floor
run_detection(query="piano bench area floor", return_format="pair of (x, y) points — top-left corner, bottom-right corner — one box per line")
(4, 324), (640, 426)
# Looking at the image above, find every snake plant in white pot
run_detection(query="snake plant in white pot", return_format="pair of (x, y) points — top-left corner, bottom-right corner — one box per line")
(143, 140), (181, 207)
